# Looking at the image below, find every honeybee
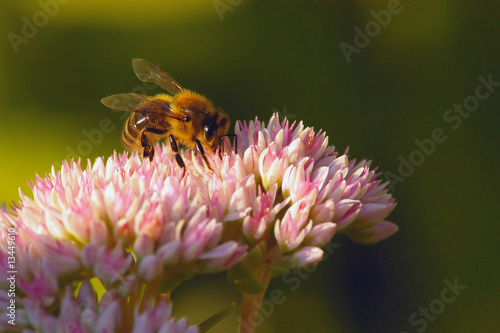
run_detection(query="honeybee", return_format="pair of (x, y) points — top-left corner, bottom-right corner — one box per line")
(101, 58), (230, 171)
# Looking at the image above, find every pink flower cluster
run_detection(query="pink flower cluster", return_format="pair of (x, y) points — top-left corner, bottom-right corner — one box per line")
(200, 114), (397, 271)
(0, 153), (241, 331)
(0, 113), (397, 332)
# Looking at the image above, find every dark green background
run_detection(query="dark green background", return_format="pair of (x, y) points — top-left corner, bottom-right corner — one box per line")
(1, 1), (498, 332)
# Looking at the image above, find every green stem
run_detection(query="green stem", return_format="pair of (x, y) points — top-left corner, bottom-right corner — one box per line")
(239, 263), (273, 333)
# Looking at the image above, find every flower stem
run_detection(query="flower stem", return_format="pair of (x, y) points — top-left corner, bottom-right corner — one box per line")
(239, 263), (273, 333)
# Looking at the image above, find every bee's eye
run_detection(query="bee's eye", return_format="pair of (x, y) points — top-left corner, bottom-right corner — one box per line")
(182, 116), (191, 122)
(204, 123), (216, 142)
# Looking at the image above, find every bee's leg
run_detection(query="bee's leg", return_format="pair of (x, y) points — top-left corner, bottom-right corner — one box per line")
(140, 130), (155, 161)
(141, 127), (168, 161)
(195, 139), (212, 171)
(168, 135), (187, 174)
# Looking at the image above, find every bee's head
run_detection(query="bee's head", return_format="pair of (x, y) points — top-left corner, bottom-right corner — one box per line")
(174, 91), (230, 151)
(203, 112), (230, 150)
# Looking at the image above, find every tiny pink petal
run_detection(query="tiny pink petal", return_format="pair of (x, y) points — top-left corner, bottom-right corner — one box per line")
(94, 300), (121, 333)
(289, 246), (324, 267)
(343, 221), (399, 245)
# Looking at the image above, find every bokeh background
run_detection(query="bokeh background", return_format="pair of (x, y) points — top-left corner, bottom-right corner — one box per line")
(0, 1), (498, 332)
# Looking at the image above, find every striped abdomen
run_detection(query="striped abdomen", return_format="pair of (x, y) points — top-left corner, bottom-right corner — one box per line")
(122, 113), (149, 151)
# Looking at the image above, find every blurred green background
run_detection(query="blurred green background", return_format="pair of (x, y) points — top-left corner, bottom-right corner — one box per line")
(1, 1), (498, 332)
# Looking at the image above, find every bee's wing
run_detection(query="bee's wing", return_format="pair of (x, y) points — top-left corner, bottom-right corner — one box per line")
(101, 93), (149, 111)
(132, 58), (184, 95)
(101, 93), (178, 117)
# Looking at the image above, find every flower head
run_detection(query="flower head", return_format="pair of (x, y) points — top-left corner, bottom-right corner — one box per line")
(0, 151), (243, 331)
(200, 114), (397, 273)
(0, 113), (397, 332)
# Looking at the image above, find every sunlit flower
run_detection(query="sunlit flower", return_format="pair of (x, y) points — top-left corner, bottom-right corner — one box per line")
(0, 113), (397, 332)
(199, 114), (397, 275)
(0, 151), (244, 331)
(198, 114), (397, 332)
